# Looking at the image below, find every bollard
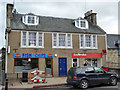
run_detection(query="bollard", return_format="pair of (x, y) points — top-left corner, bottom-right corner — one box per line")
(5, 78), (8, 90)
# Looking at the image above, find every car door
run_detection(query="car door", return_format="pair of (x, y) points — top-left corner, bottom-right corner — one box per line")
(85, 67), (99, 85)
(94, 67), (109, 84)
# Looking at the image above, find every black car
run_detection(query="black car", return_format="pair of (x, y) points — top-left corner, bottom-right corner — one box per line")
(67, 66), (119, 89)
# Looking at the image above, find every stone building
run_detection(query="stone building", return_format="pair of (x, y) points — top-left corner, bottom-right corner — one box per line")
(107, 34), (120, 68)
(5, 4), (107, 81)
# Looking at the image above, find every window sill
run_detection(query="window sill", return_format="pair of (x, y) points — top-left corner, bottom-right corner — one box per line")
(52, 47), (73, 49)
(80, 47), (98, 49)
(20, 46), (44, 48)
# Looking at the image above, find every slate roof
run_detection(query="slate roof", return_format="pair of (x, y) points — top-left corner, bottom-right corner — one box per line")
(10, 13), (106, 34)
(107, 34), (120, 49)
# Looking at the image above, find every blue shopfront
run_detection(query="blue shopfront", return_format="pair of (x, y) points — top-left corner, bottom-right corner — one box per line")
(14, 53), (53, 76)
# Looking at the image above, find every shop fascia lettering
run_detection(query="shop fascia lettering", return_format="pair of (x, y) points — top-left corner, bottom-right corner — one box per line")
(14, 53), (53, 58)
(74, 53), (87, 56)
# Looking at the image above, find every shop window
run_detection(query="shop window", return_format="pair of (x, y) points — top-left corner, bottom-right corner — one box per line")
(52, 33), (72, 48)
(21, 31), (44, 48)
(84, 58), (101, 67)
(72, 58), (79, 67)
(14, 58), (38, 72)
(92, 59), (97, 67)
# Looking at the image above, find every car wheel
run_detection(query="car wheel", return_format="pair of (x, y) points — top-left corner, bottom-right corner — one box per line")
(110, 77), (117, 86)
(79, 80), (88, 89)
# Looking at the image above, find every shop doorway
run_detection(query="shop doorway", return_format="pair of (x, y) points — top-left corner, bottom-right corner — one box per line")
(72, 58), (79, 67)
(45, 58), (53, 76)
(58, 58), (67, 76)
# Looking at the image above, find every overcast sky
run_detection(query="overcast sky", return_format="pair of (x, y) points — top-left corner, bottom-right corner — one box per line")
(0, 0), (119, 48)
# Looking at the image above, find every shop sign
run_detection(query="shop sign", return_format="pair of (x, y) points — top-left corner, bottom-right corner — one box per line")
(14, 53), (53, 58)
(72, 53), (102, 58)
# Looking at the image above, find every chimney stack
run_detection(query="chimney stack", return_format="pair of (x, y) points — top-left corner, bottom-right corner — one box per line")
(84, 10), (97, 25)
(6, 4), (14, 28)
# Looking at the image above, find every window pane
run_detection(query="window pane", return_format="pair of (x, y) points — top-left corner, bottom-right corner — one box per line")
(28, 16), (35, 24)
(80, 35), (83, 47)
(93, 36), (96, 48)
(73, 59), (77, 67)
(39, 33), (43, 46)
(28, 32), (36, 46)
(53, 33), (57, 46)
(85, 35), (91, 47)
(85, 67), (94, 73)
(15, 58), (38, 72)
(81, 21), (86, 27)
(67, 34), (71, 47)
(59, 34), (66, 46)
(22, 32), (26, 46)
(94, 67), (104, 73)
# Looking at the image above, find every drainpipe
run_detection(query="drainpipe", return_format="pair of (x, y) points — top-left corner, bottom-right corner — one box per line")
(105, 34), (108, 66)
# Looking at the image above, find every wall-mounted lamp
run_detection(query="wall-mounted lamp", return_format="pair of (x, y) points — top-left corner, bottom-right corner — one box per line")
(55, 54), (57, 57)
(28, 58), (31, 62)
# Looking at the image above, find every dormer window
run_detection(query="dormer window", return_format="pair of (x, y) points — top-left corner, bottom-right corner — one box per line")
(22, 15), (39, 25)
(75, 18), (88, 29)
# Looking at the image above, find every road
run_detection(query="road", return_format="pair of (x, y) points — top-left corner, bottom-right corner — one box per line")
(36, 83), (120, 90)
(1, 83), (120, 90)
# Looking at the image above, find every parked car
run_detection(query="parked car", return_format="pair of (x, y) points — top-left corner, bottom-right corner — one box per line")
(67, 66), (119, 89)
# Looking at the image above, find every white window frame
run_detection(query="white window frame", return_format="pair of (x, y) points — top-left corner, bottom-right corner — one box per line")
(21, 31), (44, 48)
(79, 34), (97, 49)
(22, 15), (39, 25)
(52, 33), (72, 48)
(72, 58), (79, 67)
(75, 19), (88, 29)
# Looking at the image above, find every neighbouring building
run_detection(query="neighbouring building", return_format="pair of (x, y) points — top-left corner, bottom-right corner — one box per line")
(107, 34), (120, 70)
(5, 4), (107, 81)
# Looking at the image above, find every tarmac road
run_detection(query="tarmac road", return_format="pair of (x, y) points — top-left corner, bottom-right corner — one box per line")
(1, 82), (120, 90)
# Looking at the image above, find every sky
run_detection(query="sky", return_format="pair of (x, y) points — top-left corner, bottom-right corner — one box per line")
(0, 0), (119, 48)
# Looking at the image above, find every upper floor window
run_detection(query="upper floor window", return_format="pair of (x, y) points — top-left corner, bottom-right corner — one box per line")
(93, 35), (97, 48)
(75, 18), (88, 29)
(80, 34), (97, 49)
(85, 35), (91, 48)
(22, 15), (39, 25)
(21, 31), (44, 48)
(52, 33), (72, 48)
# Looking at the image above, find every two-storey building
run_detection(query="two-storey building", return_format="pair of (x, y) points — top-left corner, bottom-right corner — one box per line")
(5, 4), (107, 81)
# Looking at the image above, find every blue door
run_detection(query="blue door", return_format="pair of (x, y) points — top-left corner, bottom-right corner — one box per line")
(59, 58), (67, 76)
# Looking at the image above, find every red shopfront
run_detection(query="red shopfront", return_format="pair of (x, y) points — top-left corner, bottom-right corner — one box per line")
(72, 53), (103, 67)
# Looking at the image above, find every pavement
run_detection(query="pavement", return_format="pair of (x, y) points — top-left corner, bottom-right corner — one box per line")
(2, 77), (67, 89)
